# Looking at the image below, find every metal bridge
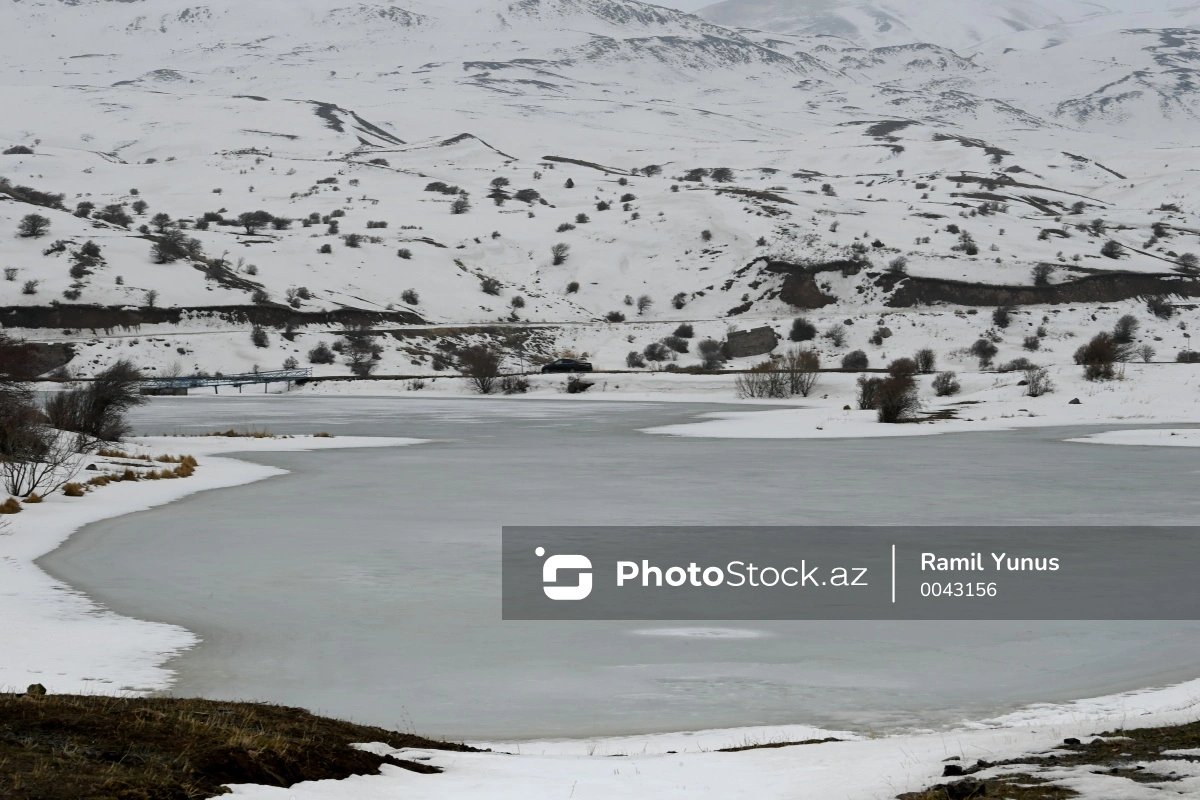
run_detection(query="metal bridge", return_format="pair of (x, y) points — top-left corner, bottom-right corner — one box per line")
(141, 368), (312, 394)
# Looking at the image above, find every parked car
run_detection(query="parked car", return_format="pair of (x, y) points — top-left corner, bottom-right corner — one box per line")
(541, 358), (593, 373)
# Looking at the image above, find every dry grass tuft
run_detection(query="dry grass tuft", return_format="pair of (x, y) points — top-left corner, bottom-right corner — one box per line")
(0, 497), (22, 514)
(61, 483), (85, 497)
(0, 692), (478, 800)
(23, 492), (42, 504)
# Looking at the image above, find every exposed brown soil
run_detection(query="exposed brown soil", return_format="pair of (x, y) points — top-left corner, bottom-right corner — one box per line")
(885, 272), (1200, 308)
(0, 304), (424, 333)
(0, 692), (478, 800)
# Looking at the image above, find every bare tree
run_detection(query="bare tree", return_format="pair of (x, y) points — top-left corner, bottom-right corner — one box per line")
(43, 359), (147, 447)
(340, 326), (384, 377)
(551, 243), (570, 265)
(459, 344), (503, 394)
(913, 348), (936, 374)
(782, 348), (820, 397)
(17, 214), (50, 238)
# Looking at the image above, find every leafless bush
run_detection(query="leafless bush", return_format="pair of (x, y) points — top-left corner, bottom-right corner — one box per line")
(1024, 366), (1053, 397)
(782, 348), (820, 397)
(1138, 344), (1156, 362)
(459, 345), (503, 394)
(551, 243), (570, 265)
(308, 342), (336, 364)
(340, 326), (384, 377)
(1112, 314), (1140, 344)
(970, 339), (998, 369)
(697, 339), (724, 370)
(888, 357), (918, 379)
(735, 362), (788, 399)
(824, 324), (847, 347)
(1074, 332), (1131, 380)
(842, 350), (869, 370)
(876, 376), (919, 423)
(932, 371), (960, 397)
(1147, 295), (1174, 320)
(913, 348), (936, 374)
(500, 374), (530, 395)
(566, 376), (593, 394)
(43, 360), (146, 445)
(856, 375), (884, 409)
(789, 317), (816, 342)
(643, 342), (671, 362)
(2, 430), (83, 497)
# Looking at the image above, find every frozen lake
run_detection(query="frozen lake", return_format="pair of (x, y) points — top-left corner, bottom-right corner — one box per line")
(40, 397), (1200, 739)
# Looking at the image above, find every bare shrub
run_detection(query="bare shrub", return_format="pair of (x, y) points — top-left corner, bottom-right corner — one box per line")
(913, 348), (936, 374)
(697, 339), (724, 370)
(43, 360), (146, 445)
(856, 376), (883, 409)
(1138, 344), (1156, 363)
(340, 326), (384, 377)
(824, 324), (847, 347)
(566, 376), (594, 394)
(876, 376), (919, 423)
(789, 317), (816, 342)
(626, 351), (646, 368)
(735, 362), (788, 399)
(1147, 296), (1174, 320)
(663, 335), (689, 354)
(970, 339), (998, 369)
(932, 371), (960, 397)
(459, 345), (503, 394)
(500, 375), (530, 395)
(1112, 314), (1139, 344)
(888, 357), (918, 379)
(643, 342), (671, 362)
(841, 350), (869, 370)
(307, 342), (336, 364)
(1074, 332), (1127, 380)
(783, 348), (820, 397)
(1023, 336), (1040, 351)
(1025, 366), (1053, 397)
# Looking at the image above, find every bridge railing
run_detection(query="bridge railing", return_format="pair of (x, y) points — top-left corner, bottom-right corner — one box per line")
(142, 368), (312, 390)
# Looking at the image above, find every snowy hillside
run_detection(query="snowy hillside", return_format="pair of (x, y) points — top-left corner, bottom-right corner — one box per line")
(1, 0), (1199, 380)
(696, 0), (1190, 49)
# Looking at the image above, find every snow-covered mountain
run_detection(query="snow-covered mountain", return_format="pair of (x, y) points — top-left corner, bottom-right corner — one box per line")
(1, 0), (1199, 380)
(696, 0), (1113, 50)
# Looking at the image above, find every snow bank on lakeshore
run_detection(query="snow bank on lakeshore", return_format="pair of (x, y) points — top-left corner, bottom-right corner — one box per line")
(225, 677), (1200, 800)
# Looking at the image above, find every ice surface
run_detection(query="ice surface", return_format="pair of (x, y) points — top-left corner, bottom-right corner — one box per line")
(39, 397), (1200, 740)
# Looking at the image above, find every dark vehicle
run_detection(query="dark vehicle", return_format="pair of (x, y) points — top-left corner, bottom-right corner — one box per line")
(541, 358), (593, 374)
